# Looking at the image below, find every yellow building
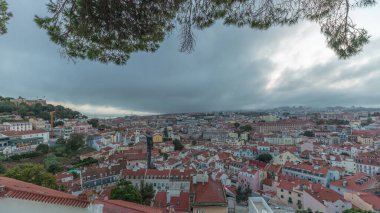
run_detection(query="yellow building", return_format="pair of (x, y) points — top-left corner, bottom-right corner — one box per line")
(153, 133), (163, 143)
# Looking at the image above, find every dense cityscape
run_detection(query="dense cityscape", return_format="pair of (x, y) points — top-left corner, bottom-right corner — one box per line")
(1, 0), (380, 212)
(0, 96), (378, 213)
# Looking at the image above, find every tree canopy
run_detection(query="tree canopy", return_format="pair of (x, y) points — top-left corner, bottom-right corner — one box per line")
(303, 130), (315, 137)
(43, 153), (64, 174)
(139, 181), (155, 205)
(65, 133), (85, 152)
(110, 180), (143, 204)
(36, 143), (50, 154)
(240, 124), (253, 132)
(87, 118), (99, 128)
(0, 0), (377, 64)
(236, 186), (252, 203)
(0, 162), (6, 174)
(256, 153), (273, 163)
(173, 139), (184, 151)
(0, 98), (81, 120)
(5, 163), (59, 190)
(0, 0), (12, 35)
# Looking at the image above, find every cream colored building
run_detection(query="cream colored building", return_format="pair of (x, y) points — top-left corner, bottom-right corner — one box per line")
(344, 192), (380, 212)
(272, 151), (301, 165)
(276, 181), (304, 210)
(29, 118), (47, 130)
(357, 136), (374, 146)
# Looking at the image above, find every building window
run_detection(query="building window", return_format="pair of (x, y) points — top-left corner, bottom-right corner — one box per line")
(288, 198), (293, 204)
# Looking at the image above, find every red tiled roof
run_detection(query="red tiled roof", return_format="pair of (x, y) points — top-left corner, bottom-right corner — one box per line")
(330, 172), (376, 192)
(240, 167), (257, 175)
(55, 172), (73, 180)
(358, 193), (380, 211)
(248, 159), (267, 169)
(153, 191), (167, 208)
(277, 176), (311, 191)
(126, 153), (147, 161)
(262, 178), (273, 186)
(191, 180), (227, 205)
(3, 121), (31, 124)
(305, 183), (344, 203)
(265, 163), (282, 172)
(122, 169), (195, 180)
(99, 199), (164, 213)
(0, 177), (89, 208)
(98, 186), (115, 200)
(284, 162), (329, 177)
(170, 192), (189, 212)
(2, 130), (48, 136)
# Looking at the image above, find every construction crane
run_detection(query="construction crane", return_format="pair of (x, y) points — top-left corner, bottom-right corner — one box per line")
(50, 111), (55, 138)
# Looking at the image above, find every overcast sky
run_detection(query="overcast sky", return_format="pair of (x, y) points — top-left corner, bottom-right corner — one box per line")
(1, 1), (380, 116)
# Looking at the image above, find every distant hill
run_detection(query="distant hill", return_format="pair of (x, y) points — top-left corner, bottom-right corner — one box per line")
(0, 96), (83, 120)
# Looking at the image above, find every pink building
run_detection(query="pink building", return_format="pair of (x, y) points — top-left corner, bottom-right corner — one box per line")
(72, 123), (93, 134)
(238, 167), (262, 192)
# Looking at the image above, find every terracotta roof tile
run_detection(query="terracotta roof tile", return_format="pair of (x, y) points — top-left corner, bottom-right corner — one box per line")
(99, 199), (164, 213)
(0, 177), (89, 208)
(190, 180), (227, 205)
(153, 191), (167, 208)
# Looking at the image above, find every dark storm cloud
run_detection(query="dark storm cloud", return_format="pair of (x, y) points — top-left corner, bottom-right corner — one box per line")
(1, 0), (380, 115)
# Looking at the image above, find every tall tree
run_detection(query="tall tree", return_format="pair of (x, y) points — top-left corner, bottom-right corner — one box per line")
(66, 133), (85, 152)
(140, 181), (155, 205)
